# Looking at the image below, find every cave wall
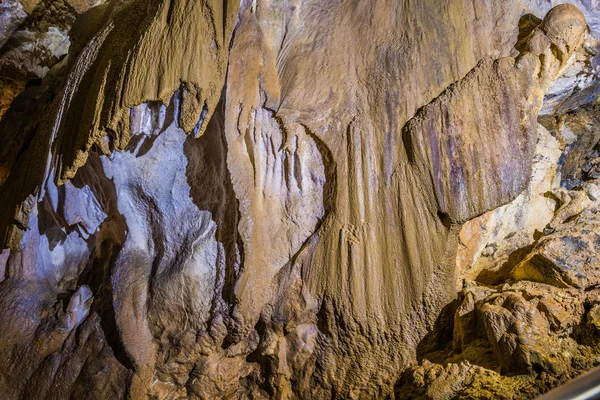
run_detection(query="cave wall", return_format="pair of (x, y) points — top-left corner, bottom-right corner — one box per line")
(0, 1), (599, 399)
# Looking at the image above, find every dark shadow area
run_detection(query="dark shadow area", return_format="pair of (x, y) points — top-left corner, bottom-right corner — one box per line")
(476, 243), (536, 286)
(515, 14), (543, 55)
(0, 82), (44, 183)
(573, 301), (599, 347)
(183, 92), (241, 313)
(72, 152), (134, 371)
(416, 298), (461, 359)
(244, 315), (277, 397)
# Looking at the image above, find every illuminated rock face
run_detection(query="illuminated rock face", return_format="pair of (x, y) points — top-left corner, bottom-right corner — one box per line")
(0, 1), (599, 399)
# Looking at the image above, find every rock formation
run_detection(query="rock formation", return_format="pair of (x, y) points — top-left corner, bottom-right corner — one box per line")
(0, 1), (599, 399)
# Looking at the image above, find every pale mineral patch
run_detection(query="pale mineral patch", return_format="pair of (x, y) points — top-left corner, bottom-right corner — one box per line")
(0, 1), (599, 399)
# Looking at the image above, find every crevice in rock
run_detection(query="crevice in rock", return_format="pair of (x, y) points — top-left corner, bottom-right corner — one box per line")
(71, 152), (133, 371)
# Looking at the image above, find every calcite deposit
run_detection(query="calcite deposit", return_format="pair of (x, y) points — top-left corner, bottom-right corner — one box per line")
(0, 1), (599, 399)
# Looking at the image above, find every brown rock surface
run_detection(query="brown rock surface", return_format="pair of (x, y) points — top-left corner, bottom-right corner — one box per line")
(0, 1), (599, 399)
(0, 0), (108, 127)
(512, 209), (600, 288)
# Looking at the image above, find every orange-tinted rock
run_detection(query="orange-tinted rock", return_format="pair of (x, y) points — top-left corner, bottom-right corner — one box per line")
(513, 220), (600, 288)
(0, 1), (597, 399)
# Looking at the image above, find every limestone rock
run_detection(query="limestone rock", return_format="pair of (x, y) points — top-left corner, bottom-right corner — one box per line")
(456, 124), (562, 286)
(0, 0), (108, 120)
(512, 211), (600, 289)
(0, 1), (27, 49)
(411, 277), (599, 398)
(540, 38), (600, 116)
(65, 0), (104, 15)
(480, 291), (552, 374)
(453, 285), (496, 352)
(527, 1), (600, 38)
(541, 101), (600, 189)
(0, 1), (598, 399)
(396, 360), (482, 400)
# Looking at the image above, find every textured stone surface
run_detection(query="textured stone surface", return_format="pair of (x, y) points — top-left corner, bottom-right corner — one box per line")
(512, 209), (600, 288)
(0, 1), (598, 399)
(456, 124), (562, 286)
(0, 0), (108, 122)
(0, 1), (27, 49)
(527, 0), (600, 38)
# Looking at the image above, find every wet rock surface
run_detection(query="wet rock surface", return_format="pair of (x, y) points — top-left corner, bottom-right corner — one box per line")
(0, 1), (599, 399)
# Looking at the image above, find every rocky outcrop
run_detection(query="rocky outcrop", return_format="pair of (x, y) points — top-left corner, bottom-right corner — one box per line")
(0, 1), (599, 399)
(512, 196), (600, 289)
(403, 13), (600, 397)
(0, 0), (110, 182)
(397, 276), (600, 399)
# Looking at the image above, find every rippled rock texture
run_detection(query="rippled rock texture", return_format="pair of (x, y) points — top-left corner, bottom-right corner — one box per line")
(0, 1), (599, 399)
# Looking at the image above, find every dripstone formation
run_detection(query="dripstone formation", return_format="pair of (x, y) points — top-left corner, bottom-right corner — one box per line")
(0, 1), (599, 399)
